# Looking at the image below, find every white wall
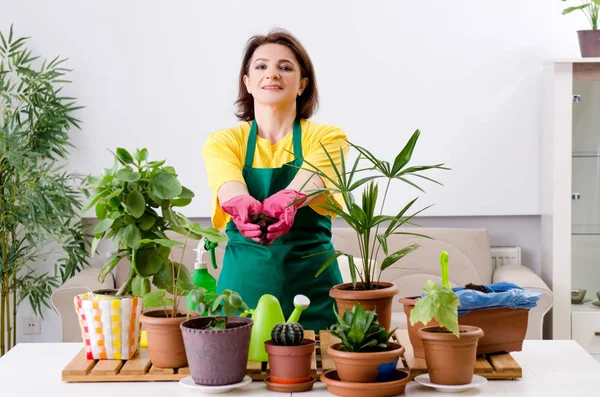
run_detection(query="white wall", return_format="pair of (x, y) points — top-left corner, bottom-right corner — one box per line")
(0, 0), (590, 218)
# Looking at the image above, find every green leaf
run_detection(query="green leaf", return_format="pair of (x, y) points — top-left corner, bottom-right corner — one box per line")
(90, 237), (101, 257)
(123, 224), (141, 249)
(153, 261), (193, 295)
(116, 148), (134, 165)
(391, 129), (420, 175)
(380, 244), (420, 271)
(126, 190), (145, 218)
(315, 251), (344, 278)
(134, 249), (165, 277)
(377, 234), (388, 256)
(99, 252), (123, 283)
(171, 197), (192, 207)
(562, 4), (590, 15)
(134, 148), (148, 163)
(409, 280), (460, 337)
(116, 169), (141, 182)
(142, 290), (174, 309)
(95, 202), (107, 219)
(150, 172), (182, 199)
(153, 239), (184, 247)
(92, 218), (114, 235)
(179, 186), (195, 198)
(132, 276), (151, 297)
(139, 214), (157, 230)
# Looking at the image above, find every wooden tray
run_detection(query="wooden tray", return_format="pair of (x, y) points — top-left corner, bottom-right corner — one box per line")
(392, 329), (522, 380)
(62, 329), (522, 382)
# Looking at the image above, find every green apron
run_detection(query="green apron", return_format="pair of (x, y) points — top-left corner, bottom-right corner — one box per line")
(217, 119), (342, 331)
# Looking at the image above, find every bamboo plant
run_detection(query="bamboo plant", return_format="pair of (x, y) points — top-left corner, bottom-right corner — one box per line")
(0, 26), (90, 356)
(297, 129), (448, 290)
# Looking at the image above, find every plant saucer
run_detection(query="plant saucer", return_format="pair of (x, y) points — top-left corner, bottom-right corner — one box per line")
(572, 298), (592, 304)
(179, 375), (252, 394)
(414, 374), (487, 393)
(320, 369), (410, 397)
(264, 376), (316, 392)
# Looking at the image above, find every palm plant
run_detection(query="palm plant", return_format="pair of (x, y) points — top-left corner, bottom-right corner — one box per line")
(562, 0), (600, 30)
(0, 26), (90, 356)
(297, 129), (448, 290)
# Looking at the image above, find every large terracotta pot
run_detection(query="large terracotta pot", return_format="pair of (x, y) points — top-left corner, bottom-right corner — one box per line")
(419, 325), (484, 385)
(399, 296), (529, 358)
(265, 339), (315, 384)
(180, 316), (253, 386)
(330, 282), (399, 331)
(327, 342), (404, 382)
(140, 310), (191, 368)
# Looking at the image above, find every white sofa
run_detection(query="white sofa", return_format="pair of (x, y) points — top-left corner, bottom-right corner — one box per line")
(51, 227), (553, 342)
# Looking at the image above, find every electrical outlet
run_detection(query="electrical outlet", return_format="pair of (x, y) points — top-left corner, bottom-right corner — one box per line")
(23, 316), (41, 335)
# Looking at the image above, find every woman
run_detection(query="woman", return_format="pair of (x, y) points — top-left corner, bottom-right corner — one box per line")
(202, 29), (348, 331)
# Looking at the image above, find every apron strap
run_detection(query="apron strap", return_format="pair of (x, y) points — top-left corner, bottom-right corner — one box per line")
(244, 119), (303, 168)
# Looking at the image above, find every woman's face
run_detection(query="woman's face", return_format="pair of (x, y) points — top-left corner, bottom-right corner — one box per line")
(244, 43), (308, 109)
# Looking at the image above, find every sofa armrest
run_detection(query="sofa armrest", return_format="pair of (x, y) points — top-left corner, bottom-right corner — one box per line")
(51, 268), (115, 342)
(492, 264), (553, 340)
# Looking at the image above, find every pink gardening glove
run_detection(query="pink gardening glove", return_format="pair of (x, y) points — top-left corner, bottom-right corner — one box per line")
(221, 194), (263, 243)
(262, 189), (307, 244)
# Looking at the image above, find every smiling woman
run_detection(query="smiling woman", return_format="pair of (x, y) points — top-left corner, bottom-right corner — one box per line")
(202, 28), (348, 332)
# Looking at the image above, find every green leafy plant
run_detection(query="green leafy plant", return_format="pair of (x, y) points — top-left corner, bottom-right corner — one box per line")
(85, 148), (227, 317)
(409, 251), (460, 337)
(176, 280), (249, 330)
(328, 302), (396, 352)
(561, 0), (600, 30)
(297, 129), (448, 290)
(0, 26), (91, 356)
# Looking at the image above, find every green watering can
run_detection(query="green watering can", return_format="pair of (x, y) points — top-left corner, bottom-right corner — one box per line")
(241, 294), (310, 362)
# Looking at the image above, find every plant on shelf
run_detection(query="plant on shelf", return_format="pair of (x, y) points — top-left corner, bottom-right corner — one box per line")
(408, 251), (484, 386)
(325, 302), (405, 383)
(0, 26), (90, 357)
(180, 287), (254, 386)
(297, 129), (448, 330)
(264, 322), (316, 389)
(561, 0), (600, 30)
(84, 147), (227, 366)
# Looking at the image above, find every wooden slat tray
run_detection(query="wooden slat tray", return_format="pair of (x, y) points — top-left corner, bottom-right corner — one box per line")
(62, 329), (522, 382)
(392, 329), (522, 380)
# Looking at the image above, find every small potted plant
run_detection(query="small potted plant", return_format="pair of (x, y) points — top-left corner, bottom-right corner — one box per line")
(326, 302), (404, 383)
(179, 285), (252, 386)
(296, 130), (448, 331)
(561, 0), (600, 57)
(80, 147), (226, 365)
(409, 251), (484, 385)
(264, 322), (316, 391)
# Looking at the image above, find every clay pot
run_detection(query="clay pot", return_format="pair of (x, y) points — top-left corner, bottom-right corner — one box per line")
(180, 316), (253, 386)
(399, 296), (529, 358)
(327, 342), (405, 382)
(140, 310), (191, 368)
(578, 30), (600, 57)
(321, 369), (410, 397)
(419, 325), (484, 385)
(330, 282), (399, 331)
(265, 339), (315, 384)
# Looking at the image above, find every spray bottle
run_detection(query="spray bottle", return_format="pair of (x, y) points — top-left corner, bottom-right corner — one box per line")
(186, 239), (217, 313)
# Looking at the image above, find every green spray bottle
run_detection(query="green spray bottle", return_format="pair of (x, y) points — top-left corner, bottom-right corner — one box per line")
(186, 239), (217, 313)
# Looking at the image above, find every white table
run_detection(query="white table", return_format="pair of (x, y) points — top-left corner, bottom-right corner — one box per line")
(1, 340), (600, 396)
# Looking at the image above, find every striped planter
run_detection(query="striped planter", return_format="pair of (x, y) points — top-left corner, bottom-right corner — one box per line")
(73, 292), (143, 360)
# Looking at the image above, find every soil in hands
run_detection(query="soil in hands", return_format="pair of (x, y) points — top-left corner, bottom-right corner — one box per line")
(250, 212), (278, 245)
(465, 283), (488, 293)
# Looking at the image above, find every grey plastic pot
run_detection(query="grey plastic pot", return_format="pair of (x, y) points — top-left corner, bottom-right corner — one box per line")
(180, 316), (253, 386)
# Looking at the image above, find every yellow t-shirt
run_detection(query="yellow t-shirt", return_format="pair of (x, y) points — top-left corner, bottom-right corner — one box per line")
(202, 119), (349, 229)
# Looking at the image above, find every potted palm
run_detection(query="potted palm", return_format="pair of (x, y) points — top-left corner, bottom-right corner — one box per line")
(298, 130), (447, 330)
(179, 285), (253, 386)
(409, 251), (484, 385)
(561, 0), (600, 57)
(78, 147), (226, 364)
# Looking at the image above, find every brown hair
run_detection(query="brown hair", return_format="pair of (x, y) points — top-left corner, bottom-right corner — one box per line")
(235, 28), (319, 121)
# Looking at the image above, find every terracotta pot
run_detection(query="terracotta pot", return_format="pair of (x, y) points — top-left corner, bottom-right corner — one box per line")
(419, 325), (484, 385)
(399, 296), (529, 358)
(578, 30), (600, 57)
(180, 316), (253, 386)
(140, 310), (191, 368)
(265, 339), (315, 384)
(321, 369), (410, 397)
(327, 341), (404, 382)
(330, 282), (399, 331)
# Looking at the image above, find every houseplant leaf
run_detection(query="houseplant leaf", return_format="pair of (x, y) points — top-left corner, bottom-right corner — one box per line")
(150, 172), (182, 199)
(126, 190), (145, 218)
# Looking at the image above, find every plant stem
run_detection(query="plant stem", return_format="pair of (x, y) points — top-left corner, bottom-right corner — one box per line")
(12, 272), (17, 349)
(117, 264), (136, 296)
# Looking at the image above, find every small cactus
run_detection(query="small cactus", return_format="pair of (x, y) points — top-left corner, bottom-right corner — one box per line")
(271, 322), (304, 346)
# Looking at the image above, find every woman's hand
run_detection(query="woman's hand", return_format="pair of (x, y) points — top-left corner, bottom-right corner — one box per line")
(221, 194), (263, 242)
(262, 189), (306, 244)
